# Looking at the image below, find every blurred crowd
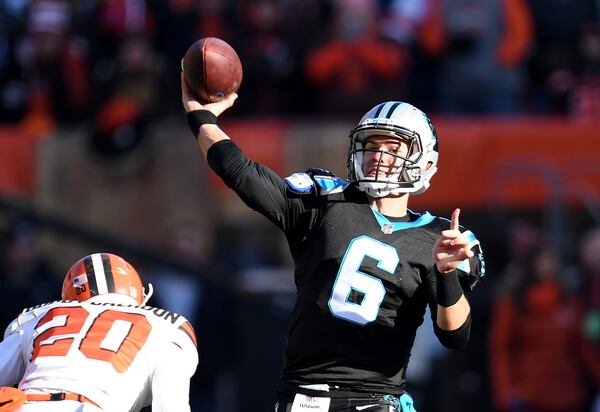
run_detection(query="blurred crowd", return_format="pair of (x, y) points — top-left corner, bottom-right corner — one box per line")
(0, 0), (599, 137)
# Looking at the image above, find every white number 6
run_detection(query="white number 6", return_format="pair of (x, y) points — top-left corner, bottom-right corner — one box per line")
(328, 236), (399, 325)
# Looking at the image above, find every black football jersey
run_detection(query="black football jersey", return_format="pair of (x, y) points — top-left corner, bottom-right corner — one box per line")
(207, 141), (485, 395)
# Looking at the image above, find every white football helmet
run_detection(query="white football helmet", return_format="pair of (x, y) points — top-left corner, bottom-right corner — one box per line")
(347, 101), (439, 197)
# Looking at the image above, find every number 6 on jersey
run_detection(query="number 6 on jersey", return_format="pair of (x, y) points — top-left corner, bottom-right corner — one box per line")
(328, 236), (399, 325)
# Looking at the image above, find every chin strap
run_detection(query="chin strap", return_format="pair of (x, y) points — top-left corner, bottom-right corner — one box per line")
(141, 283), (153, 305)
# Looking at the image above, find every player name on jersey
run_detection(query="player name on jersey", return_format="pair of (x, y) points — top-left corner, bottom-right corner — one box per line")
(22, 300), (183, 325)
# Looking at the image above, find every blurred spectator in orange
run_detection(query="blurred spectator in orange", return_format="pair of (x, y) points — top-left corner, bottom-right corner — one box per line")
(423, 0), (533, 113)
(89, 0), (158, 111)
(525, 0), (599, 115)
(94, 33), (165, 119)
(304, 0), (407, 115)
(89, 94), (148, 157)
(489, 241), (600, 412)
(17, 0), (91, 136)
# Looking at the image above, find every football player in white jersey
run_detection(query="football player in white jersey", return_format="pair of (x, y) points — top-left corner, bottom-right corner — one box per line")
(0, 253), (198, 412)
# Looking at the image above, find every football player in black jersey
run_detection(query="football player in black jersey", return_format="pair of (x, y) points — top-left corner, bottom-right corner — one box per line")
(181, 75), (485, 412)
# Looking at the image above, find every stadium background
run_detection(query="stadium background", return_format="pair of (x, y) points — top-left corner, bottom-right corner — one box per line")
(0, 0), (599, 411)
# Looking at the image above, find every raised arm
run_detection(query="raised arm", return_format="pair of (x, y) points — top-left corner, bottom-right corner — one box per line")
(181, 73), (237, 160)
(181, 73), (310, 235)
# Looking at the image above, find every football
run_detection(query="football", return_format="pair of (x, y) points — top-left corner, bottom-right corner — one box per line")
(181, 37), (243, 103)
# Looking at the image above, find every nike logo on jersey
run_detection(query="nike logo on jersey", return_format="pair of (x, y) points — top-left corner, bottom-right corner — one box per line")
(355, 405), (379, 410)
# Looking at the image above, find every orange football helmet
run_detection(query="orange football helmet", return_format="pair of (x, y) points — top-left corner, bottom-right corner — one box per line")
(62, 253), (152, 305)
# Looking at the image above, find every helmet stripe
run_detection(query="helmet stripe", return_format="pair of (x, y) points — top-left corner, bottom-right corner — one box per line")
(384, 102), (402, 118)
(83, 255), (99, 296)
(372, 103), (386, 118)
(376, 102), (394, 119)
(101, 253), (116, 294)
(91, 253), (109, 294)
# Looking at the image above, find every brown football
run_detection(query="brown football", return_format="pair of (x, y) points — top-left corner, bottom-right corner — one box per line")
(181, 37), (243, 103)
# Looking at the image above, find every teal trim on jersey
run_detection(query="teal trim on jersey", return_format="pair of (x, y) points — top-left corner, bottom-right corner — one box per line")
(457, 258), (471, 273)
(313, 176), (349, 194)
(464, 230), (478, 244)
(399, 393), (417, 412)
(370, 207), (435, 232)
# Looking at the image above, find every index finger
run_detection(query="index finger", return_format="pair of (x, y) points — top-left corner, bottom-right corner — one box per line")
(450, 208), (460, 231)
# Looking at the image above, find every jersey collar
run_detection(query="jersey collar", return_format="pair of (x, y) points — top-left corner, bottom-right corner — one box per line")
(370, 207), (434, 234)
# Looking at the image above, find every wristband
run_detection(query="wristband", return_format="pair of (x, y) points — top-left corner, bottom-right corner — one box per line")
(187, 110), (217, 138)
(436, 269), (463, 307)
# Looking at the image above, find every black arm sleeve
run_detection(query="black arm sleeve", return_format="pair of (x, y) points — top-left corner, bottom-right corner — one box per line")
(432, 313), (471, 349)
(206, 140), (314, 237)
(425, 266), (471, 349)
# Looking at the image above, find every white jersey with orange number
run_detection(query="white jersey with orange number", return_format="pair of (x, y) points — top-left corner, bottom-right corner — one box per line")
(0, 294), (198, 412)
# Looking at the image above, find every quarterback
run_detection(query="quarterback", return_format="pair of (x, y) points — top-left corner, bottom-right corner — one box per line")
(182, 75), (485, 411)
(0, 253), (198, 412)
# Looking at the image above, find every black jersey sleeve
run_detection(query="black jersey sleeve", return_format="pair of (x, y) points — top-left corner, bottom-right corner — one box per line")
(206, 140), (318, 241)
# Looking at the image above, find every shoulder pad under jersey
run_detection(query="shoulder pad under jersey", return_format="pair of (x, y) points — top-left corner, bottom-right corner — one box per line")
(284, 172), (315, 194)
(285, 168), (349, 196)
(18, 300), (66, 324)
(312, 175), (350, 195)
(284, 168), (350, 195)
(3, 302), (57, 338)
